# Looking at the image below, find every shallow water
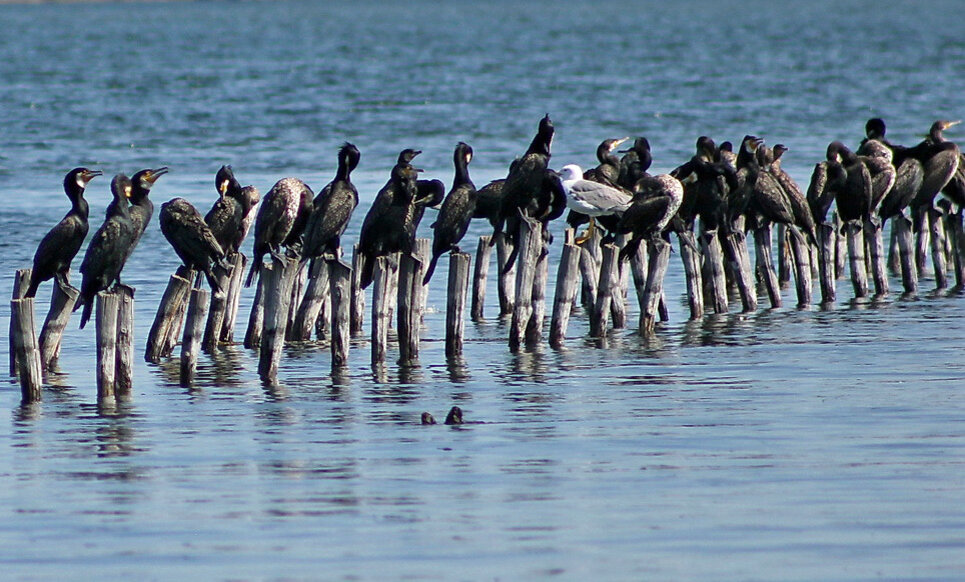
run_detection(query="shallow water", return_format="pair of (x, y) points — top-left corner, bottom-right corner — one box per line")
(1, 0), (964, 580)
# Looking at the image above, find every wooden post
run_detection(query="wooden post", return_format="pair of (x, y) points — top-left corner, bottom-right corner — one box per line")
(700, 229), (728, 313)
(329, 260), (351, 370)
(414, 238), (431, 324)
(844, 221), (869, 299)
(722, 230), (758, 312)
(590, 243), (619, 337)
(864, 217), (889, 296)
(947, 210), (965, 287)
(243, 281), (264, 349)
(817, 222), (837, 304)
(95, 291), (119, 405)
(787, 227), (812, 307)
(285, 261), (308, 339)
(526, 240), (549, 345)
(39, 282), (79, 372)
(777, 223), (792, 289)
(145, 268), (193, 363)
(11, 298), (42, 403)
(495, 232), (516, 316)
(893, 215), (918, 294)
(370, 256), (396, 366)
(928, 208), (948, 289)
(291, 259), (330, 341)
(9, 269), (31, 376)
(508, 215), (541, 351)
(445, 252), (471, 358)
(179, 287), (209, 388)
(915, 211), (930, 275)
(471, 236), (491, 321)
(578, 228), (603, 312)
(833, 212), (847, 279)
(350, 244), (365, 334)
(114, 286), (135, 399)
(202, 262), (232, 352)
(220, 252), (247, 342)
(550, 243), (581, 348)
(641, 238), (671, 334)
(754, 226), (782, 308)
(679, 231), (704, 319)
(258, 257), (298, 383)
(610, 235), (630, 328)
(397, 250), (423, 366)
(888, 221), (901, 275)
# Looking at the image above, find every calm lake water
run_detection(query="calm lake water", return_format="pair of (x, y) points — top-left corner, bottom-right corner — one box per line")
(1, 0), (964, 580)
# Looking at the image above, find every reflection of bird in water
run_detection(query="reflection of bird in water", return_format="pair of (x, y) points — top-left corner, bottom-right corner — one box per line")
(357, 150), (422, 289)
(160, 197), (225, 291)
(559, 164), (631, 243)
(26, 167), (102, 298)
(76, 174), (138, 329)
(302, 143), (361, 263)
(425, 142), (477, 284)
(245, 177), (314, 286)
(616, 173), (685, 261)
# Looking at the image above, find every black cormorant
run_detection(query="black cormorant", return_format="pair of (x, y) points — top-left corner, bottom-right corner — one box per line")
(768, 144), (817, 243)
(617, 137), (653, 191)
(302, 143), (361, 262)
(25, 167), (102, 298)
(616, 174), (685, 261)
(76, 174), (138, 330)
(424, 142), (477, 285)
(245, 177), (315, 286)
(473, 178), (506, 228)
(489, 114), (554, 246)
(205, 165), (246, 255)
(160, 197), (226, 291)
(357, 152), (422, 289)
(909, 120), (961, 215)
(806, 142), (849, 224)
(118, 167), (168, 250)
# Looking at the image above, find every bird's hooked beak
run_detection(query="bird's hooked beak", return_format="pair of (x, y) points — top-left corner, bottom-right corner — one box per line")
(610, 137), (630, 152)
(145, 167), (169, 185)
(81, 169), (103, 186)
(944, 120), (962, 130)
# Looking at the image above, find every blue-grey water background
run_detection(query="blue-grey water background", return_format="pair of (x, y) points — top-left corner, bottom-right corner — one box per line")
(1, 0), (964, 580)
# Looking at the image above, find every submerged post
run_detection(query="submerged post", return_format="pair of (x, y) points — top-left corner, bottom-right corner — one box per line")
(590, 243), (619, 337)
(722, 230), (758, 312)
(202, 261), (233, 352)
(495, 232), (516, 316)
(351, 244), (365, 334)
(243, 281), (264, 349)
(787, 226), (813, 307)
(371, 256), (396, 366)
(39, 282), (79, 372)
(9, 269), (31, 377)
(701, 229), (729, 314)
(754, 225), (782, 308)
(445, 252), (471, 358)
(471, 235), (492, 321)
(928, 208), (949, 289)
(894, 215), (918, 294)
(679, 231), (704, 319)
(95, 291), (119, 405)
(509, 215), (541, 351)
(397, 249), (423, 366)
(844, 221), (869, 299)
(220, 252), (247, 342)
(864, 217), (889, 296)
(291, 259), (330, 341)
(114, 285), (135, 399)
(145, 268), (193, 363)
(258, 257), (298, 383)
(550, 243), (581, 348)
(641, 238), (671, 334)
(11, 297), (42, 403)
(179, 287), (209, 388)
(329, 260), (352, 370)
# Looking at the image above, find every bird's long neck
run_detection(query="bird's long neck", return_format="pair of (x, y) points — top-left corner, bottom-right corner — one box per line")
(453, 155), (471, 187)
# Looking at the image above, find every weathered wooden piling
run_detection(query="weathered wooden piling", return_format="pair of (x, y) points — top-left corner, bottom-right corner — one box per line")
(893, 215), (918, 294)
(526, 242), (549, 345)
(754, 226), (782, 308)
(777, 223), (792, 289)
(611, 235), (630, 328)
(844, 221), (869, 298)
(95, 291), (119, 404)
(179, 287), (209, 388)
(471, 236), (492, 321)
(928, 208), (949, 289)
(509, 215), (542, 351)
(285, 261), (308, 338)
(370, 256), (396, 366)
(220, 252), (247, 342)
(414, 238), (431, 323)
(590, 243), (619, 337)
(243, 282), (264, 349)
(787, 227), (813, 307)
(641, 238), (671, 334)
(679, 231), (704, 319)
(39, 282), (79, 372)
(833, 212), (847, 279)
(350, 244), (365, 334)
(915, 211), (930, 275)
(722, 230), (758, 312)
(397, 250), (423, 366)
(495, 233), (516, 316)
(291, 259), (330, 341)
(9, 269), (31, 377)
(550, 243), (581, 348)
(817, 222), (837, 304)
(578, 244), (600, 313)
(11, 297), (42, 403)
(114, 286), (135, 399)
(700, 229), (729, 313)
(329, 260), (352, 369)
(888, 222), (901, 275)
(946, 210), (965, 287)
(445, 252), (471, 358)
(258, 257), (299, 383)
(145, 268), (193, 363)
(864, 217), (889, 296)
(202, 262), (233, 352)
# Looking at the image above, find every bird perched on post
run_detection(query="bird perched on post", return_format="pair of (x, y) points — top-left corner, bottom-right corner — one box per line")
(302, 143), (361, 265)
(160, 197), (226, 291)
(245, 177), (314, 287)
(25, 167), (102, 298)
(559, 163), (631, 243)
(424, 142), (477, 284)
(616, 173), (685, 261)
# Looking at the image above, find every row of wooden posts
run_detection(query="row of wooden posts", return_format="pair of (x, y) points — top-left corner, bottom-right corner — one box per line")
(10, 207), (965, 405)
